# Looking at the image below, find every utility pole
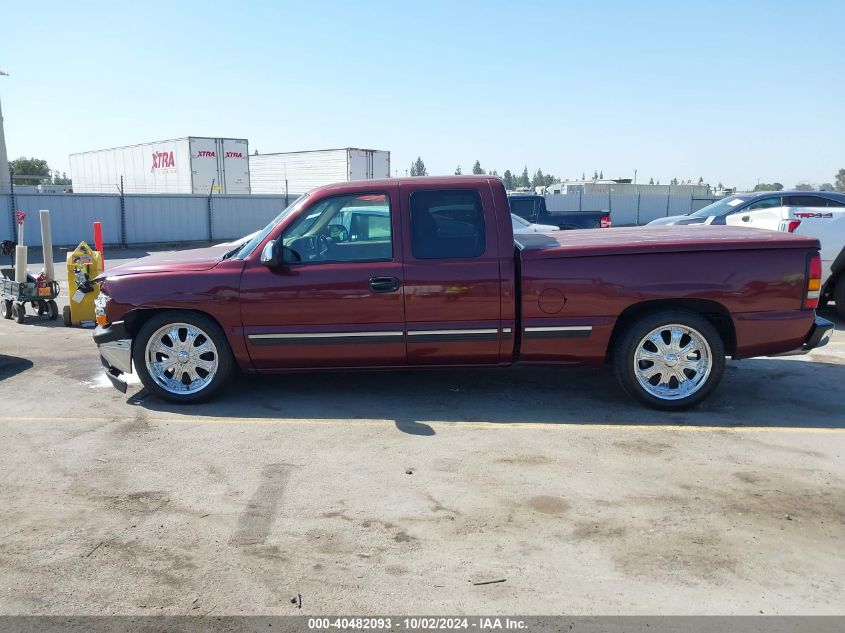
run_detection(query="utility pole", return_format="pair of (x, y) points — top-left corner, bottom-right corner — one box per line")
(633, 169), (638, 185)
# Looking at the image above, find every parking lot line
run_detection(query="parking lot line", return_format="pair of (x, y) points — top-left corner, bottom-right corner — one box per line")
(0, 414), (843, 433)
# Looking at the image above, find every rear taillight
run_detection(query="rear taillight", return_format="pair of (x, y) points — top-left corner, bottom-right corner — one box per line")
(600, 214), (611, 229)
(804, 253), (822, 310)
(779, 219), (801, 233)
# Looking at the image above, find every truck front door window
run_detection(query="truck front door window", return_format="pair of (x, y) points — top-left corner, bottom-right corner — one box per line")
(743, 197), (782, 213)
(281, 193), (392, 263)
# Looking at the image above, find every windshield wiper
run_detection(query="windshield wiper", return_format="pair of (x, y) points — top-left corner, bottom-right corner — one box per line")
(222, 245), (242, 260)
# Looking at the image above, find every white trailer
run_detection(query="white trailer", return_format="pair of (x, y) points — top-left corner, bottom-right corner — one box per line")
(69, 137), (250, 194)
(249, 148), (390, 195)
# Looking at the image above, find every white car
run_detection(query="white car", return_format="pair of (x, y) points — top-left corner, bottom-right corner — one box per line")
(511, 214), (559, 234)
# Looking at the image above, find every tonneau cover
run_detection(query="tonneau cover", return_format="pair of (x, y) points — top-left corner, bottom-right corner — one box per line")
(515, 225), (820, 260)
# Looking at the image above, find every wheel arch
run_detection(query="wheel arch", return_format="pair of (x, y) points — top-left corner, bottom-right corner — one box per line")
(123, 306), (225, 340)
(605, 298), (737, 362)
(825, 246), (845, 299)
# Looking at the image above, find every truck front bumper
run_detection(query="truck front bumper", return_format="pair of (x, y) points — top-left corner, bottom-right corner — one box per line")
(774, 315), (834, 357)
(94, 321), (132, 393)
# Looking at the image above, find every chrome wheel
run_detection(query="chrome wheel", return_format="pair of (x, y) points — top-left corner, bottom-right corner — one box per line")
(144, 322), (219, 395)
(633, 323), (712, 401)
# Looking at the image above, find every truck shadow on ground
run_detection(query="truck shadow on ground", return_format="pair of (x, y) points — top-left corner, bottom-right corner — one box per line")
(0, 354), (34, 381)
(130, 353), (845, 435)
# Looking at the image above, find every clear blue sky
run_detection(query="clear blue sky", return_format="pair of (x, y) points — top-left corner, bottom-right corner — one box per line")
(2, 0), (843, 190)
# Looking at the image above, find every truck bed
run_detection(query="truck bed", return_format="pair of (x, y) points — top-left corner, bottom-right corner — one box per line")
(515, 225), (819, 364)
(515, 225), (820, 259)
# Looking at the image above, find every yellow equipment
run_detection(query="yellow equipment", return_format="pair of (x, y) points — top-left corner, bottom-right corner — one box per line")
(64, 241), (103, 326)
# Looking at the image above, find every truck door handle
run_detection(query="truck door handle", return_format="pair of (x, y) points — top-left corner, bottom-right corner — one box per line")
(742, 216), (750, 222)
(368, 276), (400, 293)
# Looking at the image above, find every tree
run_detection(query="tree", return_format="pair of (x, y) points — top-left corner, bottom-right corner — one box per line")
(472, 160), (484, 175)
(503, 170), (514, 190)
(581, 172), (586, 180)
(10, 157), (50, 185)
(454, 165), (462, 175)
(592, 170), (598, 180)
(490, 169), (498, 176)
(648, 177), (654, 185)
(410, 157), (427, 177)
(834, 169), (845, 193)
(698, 176), (704, 185)
(519, 167), (530, 188)
(532, 168), (545, 187)
(820, 182), (834, 191)
(52, 171), (72, 185)
(753, 182), (783, 192)
(670, 177), (679, 185)
(599, 170), (604, 179)
(717, 182), (723, 188)
(794, 182), (815, 191)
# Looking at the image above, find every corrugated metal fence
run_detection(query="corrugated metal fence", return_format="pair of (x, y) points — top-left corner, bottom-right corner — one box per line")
(1, 192), (294, 247)
(1, 189), (716, 248)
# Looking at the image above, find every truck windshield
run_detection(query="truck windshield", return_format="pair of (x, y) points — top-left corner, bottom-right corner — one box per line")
(687, 195), (753, 219)
(232, 195), (308, 259)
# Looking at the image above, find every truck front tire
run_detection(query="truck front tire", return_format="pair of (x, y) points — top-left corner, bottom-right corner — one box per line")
(133, 311), (233, 404)
(613, 310), (726, 411)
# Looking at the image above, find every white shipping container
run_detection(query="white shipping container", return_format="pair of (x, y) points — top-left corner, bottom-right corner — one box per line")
(69, 137), (250, 194)
(249, 148), (390, 194)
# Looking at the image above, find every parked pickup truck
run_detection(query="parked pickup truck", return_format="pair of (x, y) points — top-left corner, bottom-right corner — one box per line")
(509, 193), (611, 230)
(93, 176), (833, 410)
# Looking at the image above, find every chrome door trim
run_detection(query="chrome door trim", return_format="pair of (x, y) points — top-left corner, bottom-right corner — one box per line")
(524, 325), (593, 339)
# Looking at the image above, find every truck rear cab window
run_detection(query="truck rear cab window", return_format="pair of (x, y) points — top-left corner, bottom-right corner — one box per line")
(509, 197), (537, 221)
(785, 195), (843, 207)
(409, 190), (486, 259)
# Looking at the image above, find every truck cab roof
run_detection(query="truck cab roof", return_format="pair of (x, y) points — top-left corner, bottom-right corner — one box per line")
(310, 175), (501, 196)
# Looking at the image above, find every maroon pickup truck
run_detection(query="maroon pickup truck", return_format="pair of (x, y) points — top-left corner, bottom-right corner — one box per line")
(94, 176), (833, 410)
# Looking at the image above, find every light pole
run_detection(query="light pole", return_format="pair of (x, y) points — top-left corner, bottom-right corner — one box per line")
(0, 69), (10, 194)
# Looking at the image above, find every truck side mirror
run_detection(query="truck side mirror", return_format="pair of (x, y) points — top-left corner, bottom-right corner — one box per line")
(261, 240), (280, 267)
(261, 240), (300, 267)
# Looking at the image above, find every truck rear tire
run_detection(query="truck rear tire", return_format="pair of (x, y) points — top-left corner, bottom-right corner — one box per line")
(613, 310), (725, 411)
(834, 276), (845, 321)
(133, 311), (233, 404)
